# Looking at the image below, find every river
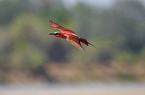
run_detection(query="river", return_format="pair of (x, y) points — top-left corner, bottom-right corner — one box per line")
(0, 83), (145, 95)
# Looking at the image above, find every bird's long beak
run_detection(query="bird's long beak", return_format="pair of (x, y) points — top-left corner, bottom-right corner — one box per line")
(48, 33), (55, 35)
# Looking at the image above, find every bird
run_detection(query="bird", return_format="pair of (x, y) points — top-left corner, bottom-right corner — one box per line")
(48, 20), (96, 52)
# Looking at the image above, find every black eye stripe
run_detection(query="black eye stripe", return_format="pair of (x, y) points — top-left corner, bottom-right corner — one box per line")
(55, 32), (61, 35)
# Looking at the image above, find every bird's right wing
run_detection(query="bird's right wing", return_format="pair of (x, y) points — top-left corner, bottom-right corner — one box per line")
(49, 20), (75, 33)
(65, 34), (84, 52)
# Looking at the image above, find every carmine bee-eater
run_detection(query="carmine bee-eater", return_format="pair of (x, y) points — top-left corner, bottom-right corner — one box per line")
(48, 20), (96, 52)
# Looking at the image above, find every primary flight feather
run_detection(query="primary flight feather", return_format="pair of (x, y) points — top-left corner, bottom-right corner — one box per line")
(48, 20), (96, 52)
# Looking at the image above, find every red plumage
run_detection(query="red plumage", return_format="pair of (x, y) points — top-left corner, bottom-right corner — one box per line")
(48, 20), (96, 52)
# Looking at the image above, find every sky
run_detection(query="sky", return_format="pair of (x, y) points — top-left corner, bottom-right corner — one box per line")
(62, 0), (145, 8)
(62, 0), (114, 8)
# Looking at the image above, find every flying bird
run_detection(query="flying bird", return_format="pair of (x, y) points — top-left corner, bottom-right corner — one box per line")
(48, 20), (96, 52)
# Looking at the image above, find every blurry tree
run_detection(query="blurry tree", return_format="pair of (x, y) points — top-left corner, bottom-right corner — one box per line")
(38, 0), (71, 26)
(72, 2), (98, 38)
(100, 0), (145, 53)
(47, 40), (69, 63)
(0, 14), (48, 70)
(0, 0), (21, 25)
(96, 49), (112, 64)
(0, 0), (57, 26)
(0, 0), (145, 83)
(0, 0), (145, 68)
(71, 0), (145, 63)
(116, 0), (145, 53)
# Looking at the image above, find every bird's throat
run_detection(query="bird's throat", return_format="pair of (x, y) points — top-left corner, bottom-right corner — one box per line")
(55, 35), (66, 39)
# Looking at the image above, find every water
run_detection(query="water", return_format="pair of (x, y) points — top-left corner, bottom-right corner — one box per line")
(0, 83), (145, 95)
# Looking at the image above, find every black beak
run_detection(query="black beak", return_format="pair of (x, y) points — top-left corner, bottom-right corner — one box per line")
(48, 33), (55, 35)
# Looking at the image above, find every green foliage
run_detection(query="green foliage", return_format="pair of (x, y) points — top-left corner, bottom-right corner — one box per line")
(0, 0), (20, 25)
(0, 0), (145, 82)
(2, 14), (48, 70)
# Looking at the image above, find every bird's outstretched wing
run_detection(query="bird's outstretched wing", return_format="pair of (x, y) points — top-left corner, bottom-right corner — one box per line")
(65, 34), (84, 52)
(49, 20), (75, 33)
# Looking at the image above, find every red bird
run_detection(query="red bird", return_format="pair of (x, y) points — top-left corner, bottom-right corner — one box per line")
(48, 20), (96, 52)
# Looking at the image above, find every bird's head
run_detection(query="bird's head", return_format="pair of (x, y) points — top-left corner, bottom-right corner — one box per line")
(48, 32), (61, 37)
(48, 31), (66, 39)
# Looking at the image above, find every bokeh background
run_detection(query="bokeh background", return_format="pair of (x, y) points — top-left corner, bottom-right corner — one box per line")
(0, 0), (145, 85)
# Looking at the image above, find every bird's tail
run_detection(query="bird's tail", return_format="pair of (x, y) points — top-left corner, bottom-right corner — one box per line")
(88, 42), (97, 49)
(80, 38), (97, 49)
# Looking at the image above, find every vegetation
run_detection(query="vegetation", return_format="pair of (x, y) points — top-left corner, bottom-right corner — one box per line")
(0, 0), (145, 83)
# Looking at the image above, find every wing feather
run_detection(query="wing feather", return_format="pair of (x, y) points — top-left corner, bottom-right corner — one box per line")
(49, 20), (75, 33)
(65, 34), (84, 52)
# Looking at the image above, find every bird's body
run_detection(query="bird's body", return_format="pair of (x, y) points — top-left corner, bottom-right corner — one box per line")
(48, 20), (96, 52)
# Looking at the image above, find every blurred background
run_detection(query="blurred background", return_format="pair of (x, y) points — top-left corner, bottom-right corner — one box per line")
(0, 0), (145, 95)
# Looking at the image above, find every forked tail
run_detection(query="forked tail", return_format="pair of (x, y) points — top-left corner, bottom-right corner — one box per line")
(80, 38), (97, 49)
(88, 42), (97, 49)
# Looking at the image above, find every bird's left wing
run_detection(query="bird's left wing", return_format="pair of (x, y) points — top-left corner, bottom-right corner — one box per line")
(65, 33), (84, 52)
(49, 20), (75, 33)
